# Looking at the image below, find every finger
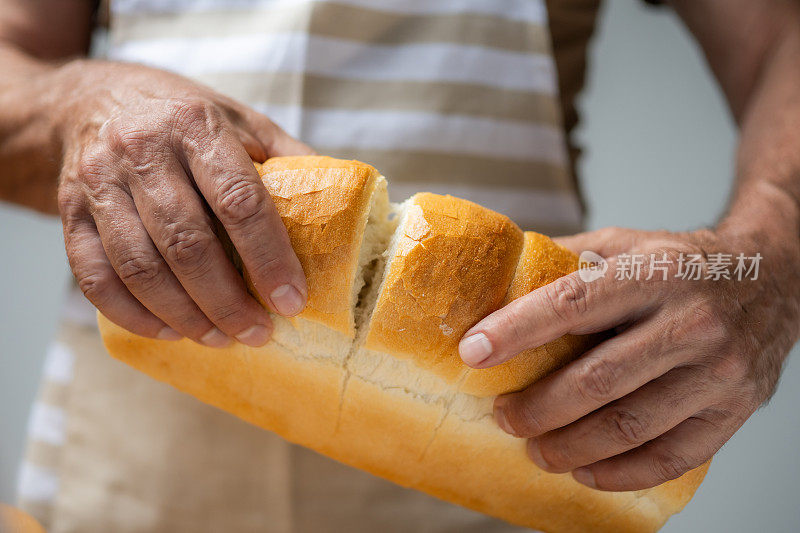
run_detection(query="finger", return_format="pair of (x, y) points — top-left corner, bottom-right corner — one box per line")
(494, 312), (689, 439)
(178, 111), (308, 317)
(245, 111), (316, 157)
(214, 94), (314, 158)
(571, 412), (733, 491)
(237, 128), (268, 163)
(128, 160), (275, 346)
(528, 365), (715, 473)
(88, 183), (231, 347)
(459, 260), (666, 368)
(61, 200), (179, 340)
(553, 227), (646, 257)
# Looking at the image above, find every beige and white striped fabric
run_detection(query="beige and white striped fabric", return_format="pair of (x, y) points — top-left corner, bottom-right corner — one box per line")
(18, 1), (591, 531)
(106, 0), (583, 235)
(16, 290), (93, 528)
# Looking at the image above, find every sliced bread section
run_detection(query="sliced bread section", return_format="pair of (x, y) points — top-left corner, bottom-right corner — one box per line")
(252, 156), (385, 337)
(460, 231), (599, 396)
(362, 192), (524, 394)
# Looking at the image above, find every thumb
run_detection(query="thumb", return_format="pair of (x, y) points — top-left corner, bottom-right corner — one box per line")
(554, 227), (644, 258)
(267, 127), (317, 157)
(247, 112), (316, 158)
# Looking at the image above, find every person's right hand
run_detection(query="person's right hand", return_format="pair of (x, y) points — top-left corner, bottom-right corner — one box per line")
(55, 60), (312, 347)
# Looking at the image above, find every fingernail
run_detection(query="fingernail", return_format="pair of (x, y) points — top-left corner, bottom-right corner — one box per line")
(235, 324), (271, 347)
(459, 333), (493, 366)
(527, 439), (552, 470)
(572, 467), (597, 489)
(494, 405), (516, 436)
(269, 284), (306, 316)
(200, 327), (231, 348)
(157, 327), (183, 341)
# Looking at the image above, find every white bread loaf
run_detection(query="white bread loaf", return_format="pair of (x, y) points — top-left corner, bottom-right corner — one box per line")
(98, 156), (708, 532)
(0, 504), (46, 533)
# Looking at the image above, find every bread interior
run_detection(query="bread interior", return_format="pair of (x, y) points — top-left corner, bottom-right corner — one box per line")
(351, 196), (408, 343)
(270, 187), (492, 429)
(351, 176), (394, 328)
(340, 196), (494, 440)
(270, 176), (396, 364)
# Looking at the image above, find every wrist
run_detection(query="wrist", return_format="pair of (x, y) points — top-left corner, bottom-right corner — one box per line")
(717, 181), (800, 256)
(0, 48), (76, 211)
(48, 58), (107, 150)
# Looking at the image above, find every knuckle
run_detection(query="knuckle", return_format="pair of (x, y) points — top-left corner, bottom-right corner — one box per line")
(163, 227), (214, 275)
(605, 408), (650, 446)
(709, 352), (750, 382)
(57, 185), (85, 219)
(75, 270), (113, 307)
(650, 450), (691, 483)
(74, 147), (126, 211)
(687, 300), (728, 346)
(100, 120), (154, 159)
(661, 247), (686, 265)
(215, 178), (266, 227)
(573, 357), (618, 402)
(719, 391), (758, 421)
(656, 313), (683, 350)
(171, 97), (223, 133)
(493, 305), (530, 349)
(658, 247), (685, 278)
(247, 252), (291, 288)
(546, 275), (589, 323)
(255, 253), (286, 277)
(207, 298), (249, 325)
(148, 193), (182, 226)
(76, 146), (109, 185)
(116, 251), (162, 289)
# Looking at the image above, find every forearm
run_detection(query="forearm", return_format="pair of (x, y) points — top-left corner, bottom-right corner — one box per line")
(719, 18), (800, 252)
(0, 0), (94, 213)
(0, 43), (74, 213)
(672, 0), (800, 251)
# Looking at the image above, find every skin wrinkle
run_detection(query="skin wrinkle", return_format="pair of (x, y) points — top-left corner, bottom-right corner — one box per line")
(19, 55), (309, 340)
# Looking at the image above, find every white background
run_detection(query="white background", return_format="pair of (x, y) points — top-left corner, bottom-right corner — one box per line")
(1, 0), (798, 530)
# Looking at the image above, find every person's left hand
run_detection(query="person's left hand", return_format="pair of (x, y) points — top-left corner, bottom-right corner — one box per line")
(458, 226), (800, 491)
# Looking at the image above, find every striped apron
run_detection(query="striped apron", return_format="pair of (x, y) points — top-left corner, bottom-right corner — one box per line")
(18, 1), (591, 531)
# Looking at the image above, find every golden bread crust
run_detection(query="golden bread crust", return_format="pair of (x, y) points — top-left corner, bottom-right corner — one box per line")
(462, 232), (597, 396)
(98, 156), (708, 532)
(364, 193), (524, 391)
(0, 504), (46, 533)
(253, 156), (379, 335)
(99, 312), (708, 533)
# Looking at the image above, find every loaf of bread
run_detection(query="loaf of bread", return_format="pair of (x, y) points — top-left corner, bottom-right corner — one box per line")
(0, 504), (46, 533)
(98, 156), (708, 532)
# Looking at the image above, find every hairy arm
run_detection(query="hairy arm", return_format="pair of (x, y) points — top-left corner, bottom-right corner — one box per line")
(0, 0), (93, 212)
(672, 0), (800, 257)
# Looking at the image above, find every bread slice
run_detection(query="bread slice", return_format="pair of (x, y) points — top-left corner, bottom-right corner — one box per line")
(253, 156), (388, 336)
(98, 156), (708, 532)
